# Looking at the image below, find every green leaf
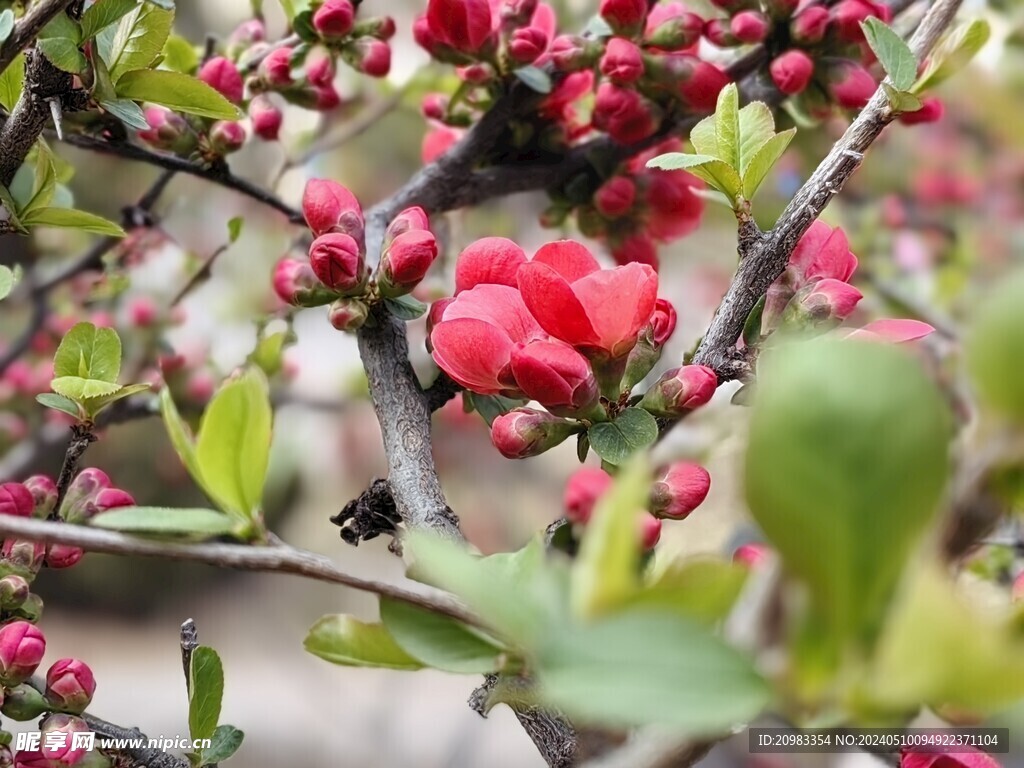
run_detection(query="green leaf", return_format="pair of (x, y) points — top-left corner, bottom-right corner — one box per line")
(714, 83), (740, 171)
(188, 647), (224, 743)
(966, 269), (1024, 421)
(20, 207), (125, 236)
(462, 392), (525, 427)
(689, 114), (717, 156)
(201, 725), (244, 765)
(737, 102), (776, 176)
(115, 69), (241, 120)
(0, 265), (18, 301)
(161, 34), (198, 73)
(862, 18), (917, 91)
(0, 10), (14, 45)
(145, 0), (174, 8)
(0, 53), (25, 111)
(277, 0), (311, 21)
(304, 615), (425, 670)
(684, 160), (744, 204)
(81, 0), (139, 40)
(379, 598), (506, 674)
(741, 128), (795, 200)
(37, 38), (87, 73)
(635, 559), (749, 625)
(535, 609), (769, 731)
(51, 377), (122, 400)
(53, 322), (122, 382)
(571, 459), (650, 618)
(742, 295), (766, 348)
(0, 183), (24, 232)
(90, 507), (238, 538)
(227, 216), (243, 243)
(21, 142), (57, 217)
(514, 66), (552, 94)
(35, 393), (84, 420)
(81, 382), (151, 419)
(913, 18), (989, 93)
(587, 407), (658, 466)
(882, 84), (922, 113)
(248, 331), (292, 378)
(106, 2), (174, 82)
(745, 339), (951, 647)
(160, 387), (219, 503)
(646, 153), (720, 171)
(383, 294), (428, 321)
(40, 12), (81, 44)
(100, 98), (150, 130)
(195, 369), (272, 518)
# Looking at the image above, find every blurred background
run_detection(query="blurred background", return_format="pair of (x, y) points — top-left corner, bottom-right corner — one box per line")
(1, 0), (1023, 765)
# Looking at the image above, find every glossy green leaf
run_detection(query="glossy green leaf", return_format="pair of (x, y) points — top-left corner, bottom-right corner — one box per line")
(37, 37), (87, 73)
(646, 153), (719, 171)
(587, 407), (658, 466)
(106, 2), (174, 81)
(100, 98), (150, 130)
(689, 114), (717, 156)
(53, 322), (121, 382)
(571, 459), (650, 618)
(742, 129), (796, 199)
(0, 53), (24, 111)
(304, 615), (425, 670)
(862, 17), (917, 91)
(90, 507), (237, 538)
(20, 207), (125, 236)
(746, 339), (951, 646)
(50, 377), (122, 400)
(188, 647), (223, 742)
(201, 725), (244, 765)
(115, 69), (240, 120)
(35, 393), (83, 420)
(161, 34), (198, 73)
(966, 269), (1024, 421)
(715, 83), (741, 171)
(514, 66), (552, 94)
(536, 609), (768, 730)
(160, 387), (218, 503)
(912, 18), (989, 93)
(380, 598), (505, 674)
(195, 369), (272, 517)
(81, 0), (139, 40)
(737, 102), (776, 176)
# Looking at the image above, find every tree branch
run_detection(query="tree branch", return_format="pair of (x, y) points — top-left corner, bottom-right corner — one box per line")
(691, 0), (965, 381)
(0, 0), (78, 76)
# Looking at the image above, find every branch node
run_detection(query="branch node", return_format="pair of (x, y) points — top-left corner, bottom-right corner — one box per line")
(330, 479), (403, 547)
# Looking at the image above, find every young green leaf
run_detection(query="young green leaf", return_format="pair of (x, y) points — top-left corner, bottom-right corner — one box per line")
(0, 53), (25, 112)
(742, 128), (796, 199)
(100, 98), (150, 130)
(35, 393), (84, 420)
(53, 322), (122, 382)
(912, 18), (990, 93)
(0, 264), (18, 301)
(161, 34), (199, 73)
(737, 102), (776, 176)
(201, 725), (244, 765)
(645, 153), (720, 171)
(80, 382), (152, 420)
(304, 615), (426, 670)
(106, 2), (174, 81)
(862, 18), (918, 92)
(514, 66), (552, 94)
(20, 142), (58, 218)
(379, 598), (506, 674)
(90, 507), (238, 539)
(634, 559), (749, 625)
(714, 83), (741, 171)
(50, 377), (122, 401)
(882, 84), (923, 113)
(383, 294), (428, 321)
(37, 38), (87, 73)
(227, 216), (244, 243)
(587, 407), (658, 466)
(81, 0), (139, 40)
(115, 69), (241, 120)
(20, 207), (125, 237)
(188, 647), (224, 743)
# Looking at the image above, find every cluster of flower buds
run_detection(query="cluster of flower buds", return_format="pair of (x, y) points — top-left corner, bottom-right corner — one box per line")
(272, 180), (439, 332)
(137, 2), (395, 157)
(561, 461), (712, 550)
(428, 238), (719, 459)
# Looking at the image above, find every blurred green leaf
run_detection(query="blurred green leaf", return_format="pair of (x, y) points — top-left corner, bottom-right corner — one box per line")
(160, 387), (216, 504)
(380, 598), (506, 674)
(862, 18), (917, 91)
(188, 647), (223, 742)
(636, 559), (749, 625)
(588, 407), (657, 466)
(746, 339), (951, 647)
(81, 0), (138, 40)
(106, 2), (174, 82)
(514, 66), (552, 94)
(277, 0), (312, 21)
(115, 69), (241, 120)
(966, 270), (1024, 421)
(227, 216), (244, 243)
(161, 34), (198, 73)
(0, 264), (18, 301)
(304, 615), (425, 670)
(0, 9), (13, 45)
(90, 507), (237, 538)
(53, 322), (122, 382)
(913, 18), (990, 94)
(20, 207), (124, 236)
(201, 725), (244, 765)
(0, 53), (24, 111)
(100, 98), (150, 130)
(249, 331), (292, 378)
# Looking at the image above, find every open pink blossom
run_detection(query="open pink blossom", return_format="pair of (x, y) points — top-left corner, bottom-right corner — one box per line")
(845, 318), (935, 343)
(454, 237), (528, 293)
(789, 220), (858, 284)
(510, 340), (598, 413)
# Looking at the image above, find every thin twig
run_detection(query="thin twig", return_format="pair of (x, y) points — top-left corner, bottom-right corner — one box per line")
(51, 423), (97, 515)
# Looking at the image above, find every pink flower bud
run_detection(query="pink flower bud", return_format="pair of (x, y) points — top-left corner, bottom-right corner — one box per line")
(600, 0), (648, 35)
(209, 121), (247, 155)
(789, 278), (863, 325)
(304, 49), (336, 87)
(640, 364), (718, 417)
(328, 297), (370, 331)
(831, 0), (890, 42)
(1013, 571), (1024, 603)
(199, 57), (244, 104)
(385, 207), (430, 242)
(640, 513), (662, 549)
(309, 233), (366, 292)
(2, 539), (44, 576)
(791, 7), (829, 44)
(128, 296), (159, 327)
(273, 258), (317, 305)
(731, 11), (770, 43)
(677, 61), (730, 111)
(550, 35), (601, 72)
(0, 621), (45, 685)
(249, 94), (283, 140)
(359, 16), (397, 41)
(427, 0), (493, 54)
(44, 545), (83, 570)
(0, 575), (29, 609)
(898, 97), (944, 126)
(0, 483), (33, 518)
(704, 18), (737, 47)
(508, 27), (548, 65)
(563, 467), (613, 524)
(649, 462), (711, 519)
(229, 19), (266, 48)
(594, 83), (659, 144)
(95, 487), (135, 512)
(828, 61), (877, 109)
(39, 714), (91, 765)
(421, 93), (448, 120)
(303, 179), (365, 243)
(650, 297), (677, 346)
(510, 340), (599, 415)
(58, 468), (111, 523)
(137, 107), (195, 154)
(351, 38), (392, 77)
(770, 50), (814, 95)
(457, 62), (495, 84)
(379, 230), (439, 297)
(645, 12), (704, 51)
(600, 38), (644, 84)
(260, 46), (294, 87)
(594, 176), (636, 218)
(733, 542), (769, 567)
(313, 0), (355, 40)
(612, 234), (659, 269)
(45, 659), (96, 713)
(490, 408), (577, 459)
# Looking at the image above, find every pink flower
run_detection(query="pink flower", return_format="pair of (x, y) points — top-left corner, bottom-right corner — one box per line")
(845, 318), (935, 343)
(832, 0), (891, 42)
(430, 284), (546, 394)
(1013, 571), (1024, 603)
(302, 179), (364, 239)
(677, 60), (731, 111)
(517, 240), (658, 358)
(421, 124), (464, 164)
(828, 61), (877, 109)
(640, 364), (718, 416)
(313, 0), (355, 39)
(273, 258), (318, 305)
(137, 107), (193, 153)
(249, 95), (283, 141)
(770, 50), (814, 96)
(644, 167), (705, 241)
(198, 57), (244, 103)
(308, 233), (365, 292)
(426, 0), (493, 53)
(509, 27), (548, 64)
(730, 11), (770, 44)
(0, 483), (33, 518)
(594, 177), (637, 218)
(793, 278), (863, 322)
(454, 237), (528, 293)
(44, 544), (83, 569)
(304, 50), (335, 87)
(0, 621), (45, 685)
(600, 0), (648, 34)
(733, 542), (769, 567)
(260, 46), (294, 87)
(563, 467), (613, 524)
(900, 746), (1002, 768)
(640, 513), (662, 549)
(645, 5), (703, 52)
(209, 121), (246, 154)
(385, 207), (430, 241)
(789, 220), (858, 284)
(899, 97), (944, 126)
(22, 476), (56, 518)
(600, 38), (645, 84)
(379, 230), (438, 296)
(650, 298), (677, 346)
(353, 38), (392, 77)
(594, 83), (660, 144)
(490, 408), (577, 458)
(38, 714), (91, 765)
(612, 234), (659, 268)
(328, 297), (370, 331)
(45, 659), (96, 713)
(791, 6), (829, 43)
(650, 462), (711, 519)
(510, 340), (598, 413)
